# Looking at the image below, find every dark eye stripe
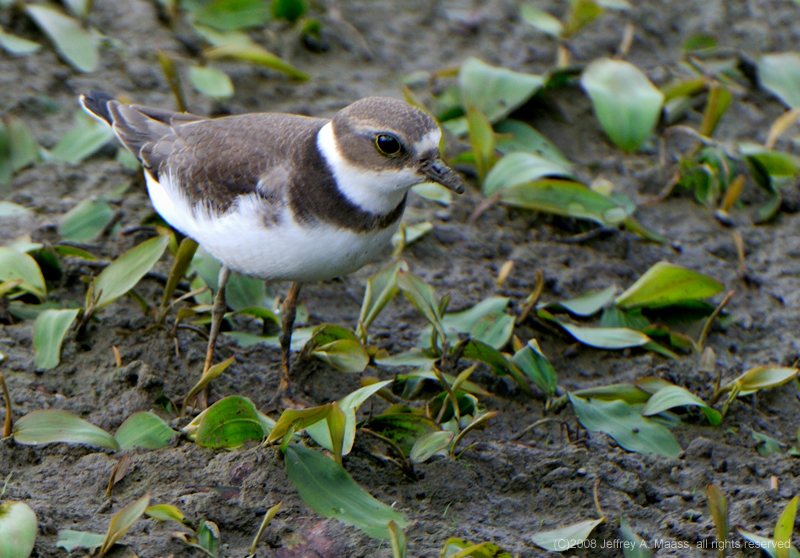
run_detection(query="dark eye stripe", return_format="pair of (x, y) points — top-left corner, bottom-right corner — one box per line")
(375, 134), (402, 156)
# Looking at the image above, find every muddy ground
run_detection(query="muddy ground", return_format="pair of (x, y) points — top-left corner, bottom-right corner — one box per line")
(2, 0), (800, 556)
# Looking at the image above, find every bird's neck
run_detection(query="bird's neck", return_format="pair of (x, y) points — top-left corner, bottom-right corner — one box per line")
(316, 122), (409, 216)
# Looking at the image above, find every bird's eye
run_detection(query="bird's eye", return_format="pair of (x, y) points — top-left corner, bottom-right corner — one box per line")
(375, 134), (402, 156)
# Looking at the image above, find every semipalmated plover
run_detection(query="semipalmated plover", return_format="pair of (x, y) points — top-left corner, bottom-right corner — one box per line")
(80, 92), (465, 399)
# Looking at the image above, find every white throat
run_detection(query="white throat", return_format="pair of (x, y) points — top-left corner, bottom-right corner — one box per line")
(316, 122), (418, 215)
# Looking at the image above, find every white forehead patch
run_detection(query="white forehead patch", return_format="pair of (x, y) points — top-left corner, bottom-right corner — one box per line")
(413, 128), (441, 155)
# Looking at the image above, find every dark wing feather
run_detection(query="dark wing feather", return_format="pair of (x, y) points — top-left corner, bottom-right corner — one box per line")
(80, 93), (328, 214)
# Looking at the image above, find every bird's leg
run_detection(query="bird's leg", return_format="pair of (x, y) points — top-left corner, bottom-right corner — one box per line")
(277, 282), (302, 397)
(203, 266), (231, 375)
(195, 266), (231, 410)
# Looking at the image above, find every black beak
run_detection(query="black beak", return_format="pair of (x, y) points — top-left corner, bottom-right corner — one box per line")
(419, 158), (466, 194)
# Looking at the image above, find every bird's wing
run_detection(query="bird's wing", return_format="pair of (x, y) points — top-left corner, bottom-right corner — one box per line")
(80, 92), (327, 214)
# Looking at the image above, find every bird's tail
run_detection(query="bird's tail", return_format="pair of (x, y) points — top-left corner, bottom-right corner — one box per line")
(79, 90), (115, 126)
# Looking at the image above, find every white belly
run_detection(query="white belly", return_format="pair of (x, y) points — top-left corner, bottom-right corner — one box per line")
(146, 172), (399, 282)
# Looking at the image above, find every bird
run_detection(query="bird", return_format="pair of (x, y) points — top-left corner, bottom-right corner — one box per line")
(79, 92), (466, 401)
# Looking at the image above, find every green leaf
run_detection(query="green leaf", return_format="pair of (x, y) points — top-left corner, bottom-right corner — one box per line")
(499, 179), (630, 226)
(194, 396), (266, 448)
(0, 28), (41, 54)
(183, 356), (235, 411)
(564, 0), (604, 36)
(531, 518), (606, 552)
(272, 0), (305, 21)
(581, 58), (664, 151)
(92, 235), (169, 310)
(392, 222), (433, 252)
(189, 66), (234, 98)
(63, 0), (90, 17)
(553, 320), (650, 349)
(285, 445), (409, 539)
(0, 247), (46, 299)
(466, 106), (495, 183)
(753, 431), (785, 457)
(374, 349), (436, 368)
(191, 22), (255, 47)
(641, 385), (721, 425)
(452, 410), (498, 452)
(494, 119), (571, 166)
(459, 58), (544, 125)
(545, 286), (617, 317)
(615, 261), (724, 310)
(326, 402), (347, 464)
(741, 144), (800, 177)
(461, 340), (514, 377)
(699, 85), (732, 137)
(397, 271), (446, 345)
(358, 260), (406, 338)
(440, 537), (514, 558)
(114, 412), (173, 450)
(99, 494), (151, 556)
(194, 0), (271, 30)
(33, 308), (79, 370)
(145, 504), (186, 524)
(409, 430), (453, 463)
(13, 409), (119, 450)
(737, 530), (800, 558)
(511, 339), (557, 396)
(53, 245), (97, 261)
(0, 501), (37, 558)
(24, 5), (98, 72)
(160, 237), (199, 313)
(706, 484), (728, 549)
(306, 381), (392, 456)
(225, 327), (314, 351)
(776, 496), (799, 558)
(483, 152), (574, 196)
(759, 52), (800, 109)
(519, 4), (563, 38)
(396, 370), (489, 398)
(56, 530), (105, 553)
(736, 366), (798, 392)
(59, 197), (115, 242)
(365, 412), (439, 455)
(569, 383), (652, 405)
(600, 306), (649, 331)
(49, 111), (115, 165)
(205, 43), (309, 80)
(304, 324), (359, 347)
(266, 404), (332, 444)
(195, 520), (220, 558)
(311, 340), (369, 373)
(388, 521), (407, 558)
(0, 201), (30, 217)
(569, 395), (681, 458)
(411, 182), (452, 205)
(6, 116), (41, 173)
(420, 296), (513, 350)
(618, 518), (652, 558)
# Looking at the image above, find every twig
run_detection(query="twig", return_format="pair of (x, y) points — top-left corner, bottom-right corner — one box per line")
(557, 227), (616, 244)
(510, 418), (563, 441)
(593, 479), (605, 519)
(467, 191), (502, 224)
(696, 290), (734, 351)
(516, 270), (545, 325)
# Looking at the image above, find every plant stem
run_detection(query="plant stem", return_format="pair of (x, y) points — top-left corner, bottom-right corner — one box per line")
(0, 372), (11, 438)
(697, 290), (734, 351)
